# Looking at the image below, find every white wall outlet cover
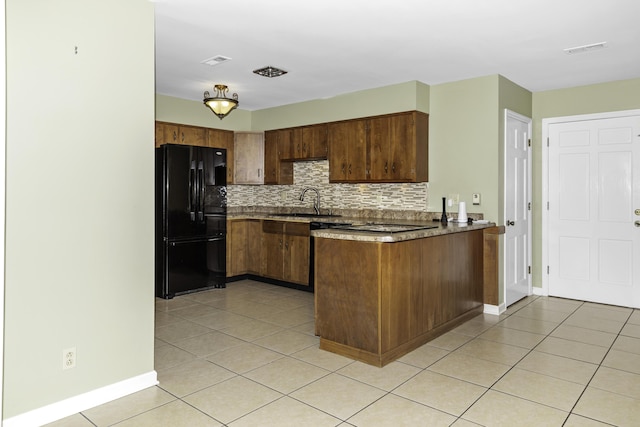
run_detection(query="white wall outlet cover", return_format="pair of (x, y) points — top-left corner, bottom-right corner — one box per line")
(63, 347), (76, 370)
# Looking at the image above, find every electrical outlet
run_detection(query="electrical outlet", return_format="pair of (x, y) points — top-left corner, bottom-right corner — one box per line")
(472, 193), (481, 205)
(63, 347), (76, 370)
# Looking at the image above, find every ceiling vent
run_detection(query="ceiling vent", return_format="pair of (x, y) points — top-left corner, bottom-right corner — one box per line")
(253, 66), (288, 78)
(201, 55), (232, 66)
(563, 42), (607, 55)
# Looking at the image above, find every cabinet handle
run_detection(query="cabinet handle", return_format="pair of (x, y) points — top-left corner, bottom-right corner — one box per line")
(172, 131), (177, 142)
(258, 168), (261, 178)
(181, 132), (185, 143)
(392, 163), (396, 173)
(341, 163), (346, 173)
(348, 164), (352, 175)
(279, 239), (283, 249)
(285, 241), (289, 250)
(384, 161), (388, 173)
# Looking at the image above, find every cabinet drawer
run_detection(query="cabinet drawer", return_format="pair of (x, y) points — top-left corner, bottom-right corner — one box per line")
(262, 220), (285, 234)
(284, 222), (310, 237)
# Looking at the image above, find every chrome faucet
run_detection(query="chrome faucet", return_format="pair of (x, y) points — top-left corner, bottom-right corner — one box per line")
(299, 187), (320, 215)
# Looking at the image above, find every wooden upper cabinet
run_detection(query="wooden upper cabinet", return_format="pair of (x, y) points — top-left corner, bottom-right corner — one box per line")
(329, 111), (428, 183)
(369, 112), (424, 182)
(264, 130), (293, 185)
(328, 119), (368, 182)
(234, 131), (264, 184)
(290, 124), (328, 160)
(305, 124), (329, 159)
(155, 121), (209, 148)
(206, 128), (235, 184)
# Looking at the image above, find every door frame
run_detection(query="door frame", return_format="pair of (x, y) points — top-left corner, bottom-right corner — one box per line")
(504, 109), (532, 306)
(541, 109), (640, 296)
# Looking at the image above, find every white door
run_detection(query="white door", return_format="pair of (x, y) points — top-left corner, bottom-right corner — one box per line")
(505, 110), (532, 306)
(548, 114), (640, 308)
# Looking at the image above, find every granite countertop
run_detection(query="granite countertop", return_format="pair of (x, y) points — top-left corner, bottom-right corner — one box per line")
(227, 210), (496, 243)
(309, 221), (494, 242)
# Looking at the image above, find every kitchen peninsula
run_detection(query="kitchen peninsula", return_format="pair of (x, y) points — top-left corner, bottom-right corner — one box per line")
(312, 221), (503, 367)
(227, 209), (503, 366)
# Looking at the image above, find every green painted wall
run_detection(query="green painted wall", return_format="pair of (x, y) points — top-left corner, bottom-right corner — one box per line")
(156, 80), (430, 132)
(251, 80), (430, 130)
(156, 94), (252, 131)
(428, 75), (500, 219)
(530, 78), (640, 288)
(5, 0), (155, 419)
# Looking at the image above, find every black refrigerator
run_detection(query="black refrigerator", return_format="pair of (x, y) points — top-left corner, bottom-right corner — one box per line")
(155, 144), (227, 299)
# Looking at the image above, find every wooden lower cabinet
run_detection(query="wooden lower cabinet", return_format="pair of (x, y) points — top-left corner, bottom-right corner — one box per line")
(226, 219), (261, 277)
(228, 219), (309, 286)
(315, 230), (485, 366)
(260, 221), (310, 286)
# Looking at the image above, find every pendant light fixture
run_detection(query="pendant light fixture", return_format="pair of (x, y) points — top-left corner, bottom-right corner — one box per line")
(203, 84), (239, 120)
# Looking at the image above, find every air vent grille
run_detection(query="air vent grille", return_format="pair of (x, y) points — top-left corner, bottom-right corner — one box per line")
(253, 66), (288, 78)
(201, 55), (231, 66)
(563, 42), (607, 55)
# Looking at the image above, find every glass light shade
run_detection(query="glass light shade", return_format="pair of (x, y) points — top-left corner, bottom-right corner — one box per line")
(203, 84), (239, 120)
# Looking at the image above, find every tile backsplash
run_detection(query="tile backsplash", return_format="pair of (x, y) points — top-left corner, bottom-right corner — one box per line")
(228, 160), (430, 211)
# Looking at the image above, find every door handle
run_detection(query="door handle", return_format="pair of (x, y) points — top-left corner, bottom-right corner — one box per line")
(635, 221), (640, 227)
(506, 220), (515, 226)
(635, 209), (640, 216)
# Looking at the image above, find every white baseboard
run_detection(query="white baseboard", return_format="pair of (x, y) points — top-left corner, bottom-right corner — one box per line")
(483, 303), (506, 315)
(3, 371), (158, 427)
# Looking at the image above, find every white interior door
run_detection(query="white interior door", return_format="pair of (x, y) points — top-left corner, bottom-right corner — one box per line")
(548, 114), (640, 308)
(505, 110), (532, 306)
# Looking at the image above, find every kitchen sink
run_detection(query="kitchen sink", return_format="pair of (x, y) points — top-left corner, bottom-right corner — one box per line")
(271, 213), (342, 218)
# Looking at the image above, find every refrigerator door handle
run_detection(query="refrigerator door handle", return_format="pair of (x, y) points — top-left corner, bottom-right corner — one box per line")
(189, 166), (196, 221)
(197, 161), (204, 222)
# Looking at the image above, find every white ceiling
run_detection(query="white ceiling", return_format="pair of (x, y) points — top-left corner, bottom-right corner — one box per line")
(154, 0), (640, 111)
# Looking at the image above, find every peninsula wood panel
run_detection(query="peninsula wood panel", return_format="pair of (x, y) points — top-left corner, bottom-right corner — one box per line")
(380, 239), (422, 352)
(315, 229), (485, 366)
(483, 226), (505, 306)
(314, 238), (380, 353)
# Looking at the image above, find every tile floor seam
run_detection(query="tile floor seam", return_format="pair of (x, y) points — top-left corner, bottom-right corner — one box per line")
(551, 301), (635, 424)
(129, 288), (640, 427)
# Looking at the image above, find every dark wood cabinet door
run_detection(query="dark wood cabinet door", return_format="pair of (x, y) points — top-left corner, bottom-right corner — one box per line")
(264, 131), (279, 184)
(283, 222), (310, 285)
(246, 220), (262, 275)
(179, 125), (205, 146)
(302, 124), (328, 159)
(260, 221), (285, 279)
(328, 119), (367, 182)
(368, 115), (392, 181)
(226, 220), (247, 277)
(207, 128), (235, 183)
(388, 112), (416, 181)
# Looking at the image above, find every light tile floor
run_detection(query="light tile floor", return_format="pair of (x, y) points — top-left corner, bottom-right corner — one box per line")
(48, 279), (640, 426)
